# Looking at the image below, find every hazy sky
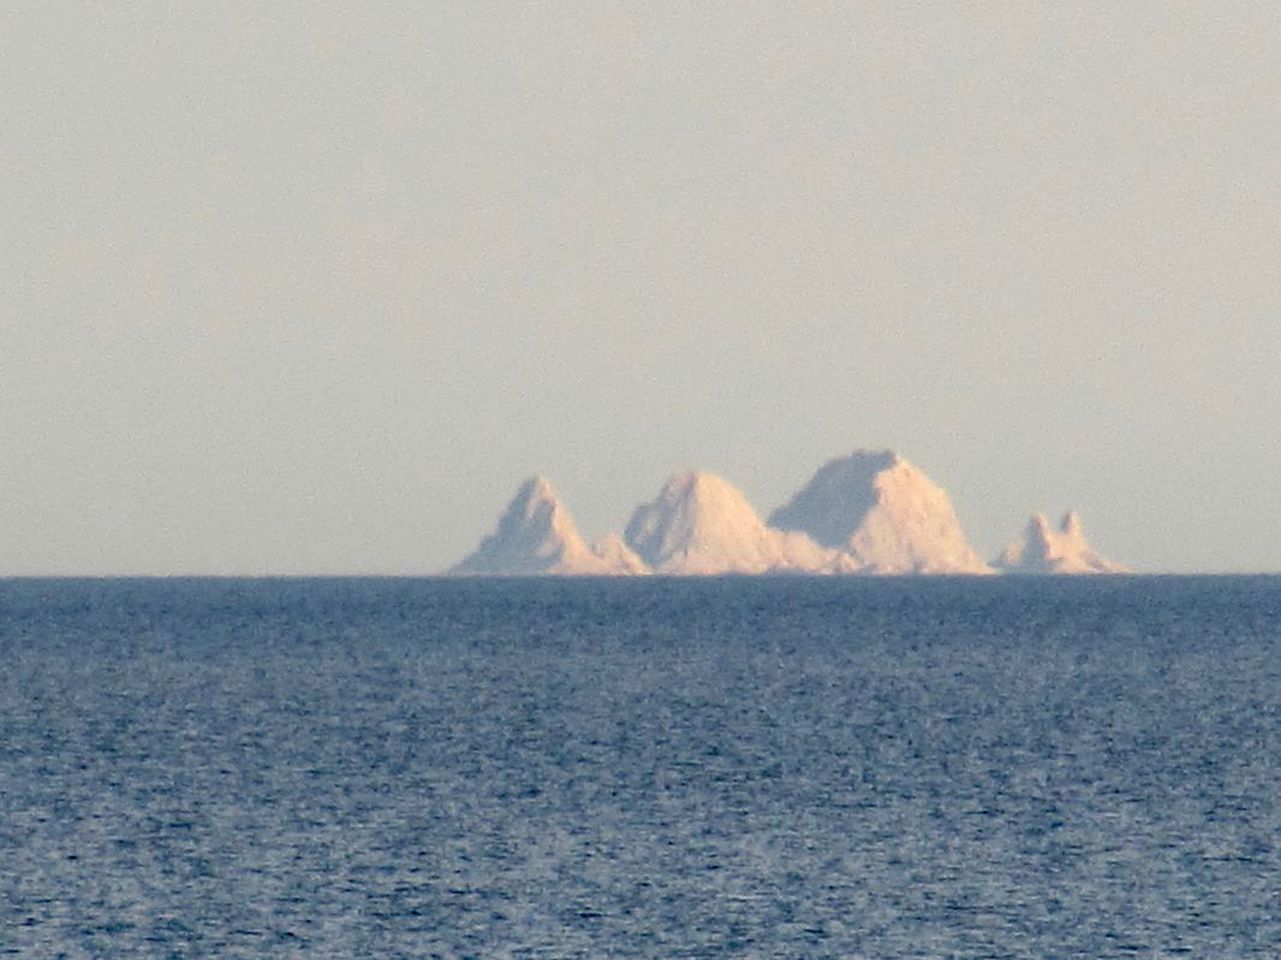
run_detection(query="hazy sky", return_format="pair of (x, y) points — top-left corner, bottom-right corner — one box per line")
(4, 2), (1279, 574)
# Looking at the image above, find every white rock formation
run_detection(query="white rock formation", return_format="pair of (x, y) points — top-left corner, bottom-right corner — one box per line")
(449, 475), (648, 576)
(768, 450), (991, 574)
(994, 511), (1128, 574)
(624, 471), (833, 575)
(448, 452), (1131, 578)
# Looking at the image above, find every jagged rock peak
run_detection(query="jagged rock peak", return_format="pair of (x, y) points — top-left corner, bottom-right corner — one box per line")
(493, 474), (580, 543)
(769, 449), (990, 574)
(995, 510), (1128, 575)
(625, 470), (831, 575)
(509, 474), (561, 519)
(449, 475), (646, 576)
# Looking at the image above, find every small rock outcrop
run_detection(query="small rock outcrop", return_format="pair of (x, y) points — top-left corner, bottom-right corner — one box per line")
(589, 533), (651, 575)
(994, 511), (1128, 574)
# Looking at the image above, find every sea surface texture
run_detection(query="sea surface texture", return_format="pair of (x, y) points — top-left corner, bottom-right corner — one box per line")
(2, 577), (1279, 958)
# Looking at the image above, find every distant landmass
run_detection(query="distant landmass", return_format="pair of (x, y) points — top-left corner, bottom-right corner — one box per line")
(448, 449), (1127, 576)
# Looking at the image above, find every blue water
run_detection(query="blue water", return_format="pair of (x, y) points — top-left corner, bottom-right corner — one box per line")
(1, 577), (1279, 958)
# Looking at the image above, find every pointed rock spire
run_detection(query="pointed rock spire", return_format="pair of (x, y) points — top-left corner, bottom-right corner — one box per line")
(449, 475), (646, 575)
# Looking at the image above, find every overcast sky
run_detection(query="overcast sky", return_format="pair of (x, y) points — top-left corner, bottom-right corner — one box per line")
(4, 2), (1279, 574)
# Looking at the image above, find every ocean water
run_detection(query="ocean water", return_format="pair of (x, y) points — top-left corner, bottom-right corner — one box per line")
(1, 577), (1279, 958)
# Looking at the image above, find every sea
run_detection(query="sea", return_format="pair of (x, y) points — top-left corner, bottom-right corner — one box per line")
(1, 576), (1278, 958)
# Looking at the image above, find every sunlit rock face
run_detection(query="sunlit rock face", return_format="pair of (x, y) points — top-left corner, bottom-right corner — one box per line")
(624, 471), (833, 575)
(449, 476), (648, 576)
(768, 450), (991, 574)
(994, 511), (1128, 574)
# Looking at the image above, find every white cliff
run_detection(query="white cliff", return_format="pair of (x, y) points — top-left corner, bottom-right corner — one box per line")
(768, 450), (991, 574)
(994, 511), (1128, 574)
(624, 471), (832, 575)
(449, 475), (648, 576)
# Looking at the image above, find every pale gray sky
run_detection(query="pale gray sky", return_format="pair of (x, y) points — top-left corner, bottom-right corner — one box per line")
(3, 2), (1279, 574)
